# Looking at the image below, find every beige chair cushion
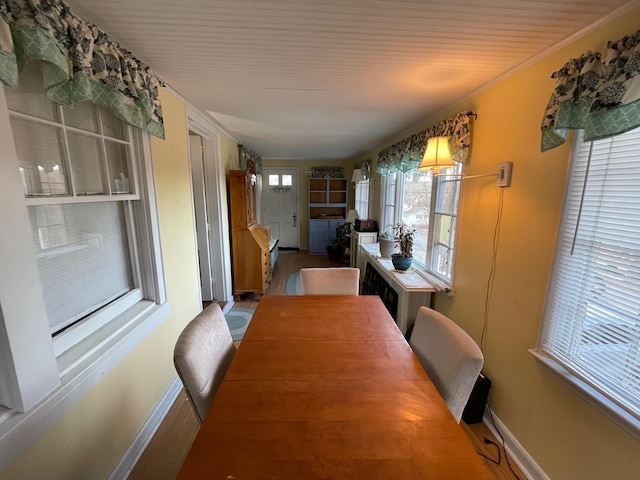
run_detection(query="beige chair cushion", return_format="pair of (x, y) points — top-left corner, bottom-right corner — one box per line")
(174, 303), (236, 423)
(299, 267), (360, 295)
(409, 306), (484, 423)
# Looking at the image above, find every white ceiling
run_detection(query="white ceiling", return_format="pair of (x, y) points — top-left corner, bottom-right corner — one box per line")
(66, 0), (637, 161)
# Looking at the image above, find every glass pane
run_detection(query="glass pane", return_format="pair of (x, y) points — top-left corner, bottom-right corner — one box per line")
(282, 175), (292, 186)
(62, 102), (98, 133)
(105, 140), (131, 194)
(67, 132), (104, 194)
(28, 202), (134, 334)
(100, 106), (127, 140)
(5, 62), (58, 122)
(431, 214), (456, 279)
(269, 174), (279, 186)
(10, 116), (68, 196)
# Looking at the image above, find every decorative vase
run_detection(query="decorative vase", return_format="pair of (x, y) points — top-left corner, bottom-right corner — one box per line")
(391, 254), (413, 271)
(379, 237), (399, 258)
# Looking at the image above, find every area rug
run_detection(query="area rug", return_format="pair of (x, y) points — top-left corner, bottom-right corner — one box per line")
(224, 307), (255, 341)
(286, 272), (302, 295)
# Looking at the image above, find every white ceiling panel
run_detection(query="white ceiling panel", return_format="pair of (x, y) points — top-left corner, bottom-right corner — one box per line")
(65, 0), (638, 160)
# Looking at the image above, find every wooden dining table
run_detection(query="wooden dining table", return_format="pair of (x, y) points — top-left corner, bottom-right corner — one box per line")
(177, 295), (491, 479)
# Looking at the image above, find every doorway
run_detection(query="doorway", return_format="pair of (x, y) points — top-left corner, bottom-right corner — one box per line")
(186, 111), (233, 307)
(262, 167), (299, 249)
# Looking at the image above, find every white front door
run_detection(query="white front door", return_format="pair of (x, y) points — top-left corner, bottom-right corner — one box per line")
(262, 168), (299, 249)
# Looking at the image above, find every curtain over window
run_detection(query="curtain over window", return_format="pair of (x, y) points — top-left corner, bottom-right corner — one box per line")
(376, 111), (472, 176)
(541, 28), (640, 152)
(0, 0), (165, 138)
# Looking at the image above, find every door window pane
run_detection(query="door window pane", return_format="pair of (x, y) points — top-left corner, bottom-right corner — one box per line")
(282, 175), (292, 186)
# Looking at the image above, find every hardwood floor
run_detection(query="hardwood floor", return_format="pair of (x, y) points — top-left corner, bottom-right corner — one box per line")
(129, 251), (525, 479)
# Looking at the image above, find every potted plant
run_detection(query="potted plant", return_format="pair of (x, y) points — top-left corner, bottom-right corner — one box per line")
(327, 221), (352, 264)
(378, 229), (400, 258)
(390, 223), (415, 271)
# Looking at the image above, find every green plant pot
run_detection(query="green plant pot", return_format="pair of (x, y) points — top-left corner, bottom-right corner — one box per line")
(391, 254), (412, 271)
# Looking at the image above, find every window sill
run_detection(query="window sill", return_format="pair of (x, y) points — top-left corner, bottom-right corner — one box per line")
(0, 300), (170, 471)
(529, 349), (640, 441)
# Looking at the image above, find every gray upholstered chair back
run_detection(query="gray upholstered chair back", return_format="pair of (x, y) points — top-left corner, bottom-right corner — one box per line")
(409, 306), (484, 423)
(174, 303), (236, 423)
(299, 267), (360, 295)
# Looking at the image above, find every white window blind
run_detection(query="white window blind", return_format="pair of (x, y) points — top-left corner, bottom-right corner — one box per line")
(354, 178), (369, 219)
(28, 203), (134, 334)
(540, 129), (640, 426)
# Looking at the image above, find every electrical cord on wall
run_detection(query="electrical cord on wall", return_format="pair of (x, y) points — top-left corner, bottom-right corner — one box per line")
(472, 187), (524, 479)
(480, 186), (505, 353)
(486, 402), (522, 480)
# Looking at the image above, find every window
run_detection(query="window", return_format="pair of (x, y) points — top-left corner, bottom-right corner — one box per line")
(380, 163), (462, 283)
(354, 178), (369, 219)
(535, 129), (640, 436)
(0, 64), (167, 463)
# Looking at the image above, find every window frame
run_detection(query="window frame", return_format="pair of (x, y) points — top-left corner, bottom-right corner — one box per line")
(0, 82), (168, 470)
(379, 164), (462, 286)
(531, 130), (640, 440)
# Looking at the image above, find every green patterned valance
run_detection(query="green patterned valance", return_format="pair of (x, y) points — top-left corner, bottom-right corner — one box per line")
(541, 28), (640, 152)
(239, 144), (263, 174)
(0, 0), (164, 138)
(377, 112), (472, 176)
(353, 158), (371, 179)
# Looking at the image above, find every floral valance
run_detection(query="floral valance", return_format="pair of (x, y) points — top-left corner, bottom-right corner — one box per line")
(311, 166), (344, 178)
(0, 0), (164, 138)
(353, 158), (371, 179)
(376, 112), (473, 176)
(239, 144), (263, 174)
(541, 28), (640, 152)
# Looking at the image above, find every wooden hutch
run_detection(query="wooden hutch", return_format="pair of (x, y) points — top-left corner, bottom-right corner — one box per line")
(229, 165), (271, 296)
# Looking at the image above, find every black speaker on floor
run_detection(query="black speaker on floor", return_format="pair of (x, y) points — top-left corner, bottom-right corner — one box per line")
(462, 373), (491, 424)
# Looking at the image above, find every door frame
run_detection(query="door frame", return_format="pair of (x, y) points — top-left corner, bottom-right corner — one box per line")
(189, 134), (214, 301)
(187, 108), (233, 306)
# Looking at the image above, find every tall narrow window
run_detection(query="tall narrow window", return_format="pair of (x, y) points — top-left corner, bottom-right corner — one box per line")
(379, 163), (461, 284)
(354, 178), (370, 219)
(536, 128), (640, 435)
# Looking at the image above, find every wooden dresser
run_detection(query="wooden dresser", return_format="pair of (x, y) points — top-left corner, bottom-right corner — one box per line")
(229, 168), (271, 296)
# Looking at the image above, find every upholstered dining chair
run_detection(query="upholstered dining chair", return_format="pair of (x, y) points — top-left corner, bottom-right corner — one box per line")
(173, 303), (236, 423)
(409, 306), (484, 423)
(299, 267), (360, 295)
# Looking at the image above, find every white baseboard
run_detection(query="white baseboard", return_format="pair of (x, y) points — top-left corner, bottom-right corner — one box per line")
(109, 377), (182, 480)
(483, 407), (550, 480)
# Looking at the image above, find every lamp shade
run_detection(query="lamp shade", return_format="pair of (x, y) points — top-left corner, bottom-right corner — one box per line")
(351, 168), (365, 183)
(345, 209), (359, 223)
(418, 136), (456, 171)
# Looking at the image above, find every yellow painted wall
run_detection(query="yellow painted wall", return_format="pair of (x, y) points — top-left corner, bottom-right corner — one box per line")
(262, 160), (352, 249)
(219, 133), (240, 172)
(3, 89), (202, 478)
(359, 10), (640, 480)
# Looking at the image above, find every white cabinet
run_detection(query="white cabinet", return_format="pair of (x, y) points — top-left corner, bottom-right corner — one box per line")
(308, 177), (347, 255)
(309, 219), (345, 254)
(350, 230), (378, 279)
(360, 243), (437, 334)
